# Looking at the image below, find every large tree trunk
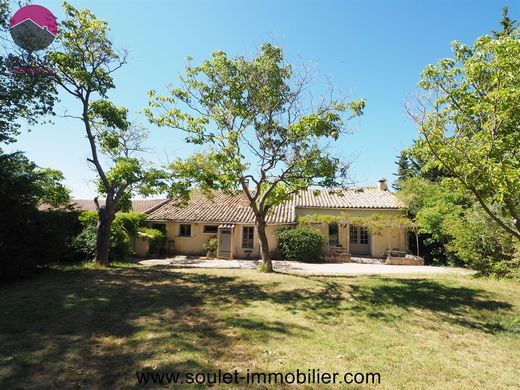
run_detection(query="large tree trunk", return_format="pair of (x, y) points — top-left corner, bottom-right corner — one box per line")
(95, 197), (115, 265)
(256, 217), (273, 272)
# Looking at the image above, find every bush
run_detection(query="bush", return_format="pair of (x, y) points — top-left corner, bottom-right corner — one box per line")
(72, 211), (148, 261)
(444, 205), (520, 278)
(0, 152), (74, 281)
(118, 212), (147, 235)
(137, 227), (166, 253)
(0, 209), (82, 282)
(203, 237), (218, 257)
(277, 226), (324, 262)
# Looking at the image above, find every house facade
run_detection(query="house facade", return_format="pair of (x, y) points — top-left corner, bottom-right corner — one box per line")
(146, 179), (409, 259)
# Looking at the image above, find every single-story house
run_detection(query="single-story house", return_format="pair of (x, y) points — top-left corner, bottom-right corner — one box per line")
(146, 178), (409, 259)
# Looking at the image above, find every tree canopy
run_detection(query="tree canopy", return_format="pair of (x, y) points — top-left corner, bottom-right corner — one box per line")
(409, 18), (520, 241)
(146, 43), (364, 271)
(45, 2), (162, 263)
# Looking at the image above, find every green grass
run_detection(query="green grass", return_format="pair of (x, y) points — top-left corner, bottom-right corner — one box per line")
(0, 263), (519, 389)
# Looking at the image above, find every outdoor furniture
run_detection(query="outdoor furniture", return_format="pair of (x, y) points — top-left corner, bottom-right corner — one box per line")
(384, 248), (407, 258)
(244, 249), (253, 259)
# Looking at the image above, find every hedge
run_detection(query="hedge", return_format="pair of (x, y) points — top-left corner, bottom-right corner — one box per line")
(277, 226), (324, 262)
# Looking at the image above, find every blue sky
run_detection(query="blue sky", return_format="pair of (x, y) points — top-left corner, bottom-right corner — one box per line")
(5, 0), (518, 198)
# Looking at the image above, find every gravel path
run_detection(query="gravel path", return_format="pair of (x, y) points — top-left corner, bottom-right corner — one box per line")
(139, 256), (473, 276)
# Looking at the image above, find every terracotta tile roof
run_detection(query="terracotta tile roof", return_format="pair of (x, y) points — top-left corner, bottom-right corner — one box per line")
(147, 188), (404, 224)
(147, 191), (295, 224)
(295, 188), (405, 209)
(40, 199), (168, 214)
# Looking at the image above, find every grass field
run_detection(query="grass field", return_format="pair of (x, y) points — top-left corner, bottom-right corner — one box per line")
(0, 263), (519, 389)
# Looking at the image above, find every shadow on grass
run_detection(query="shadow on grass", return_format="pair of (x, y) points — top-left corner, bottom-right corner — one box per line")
(0, 265), (306, 389)
(0, 266), (515, 388)
(265, 273), (515, 333)
(348, 278), (513, 333)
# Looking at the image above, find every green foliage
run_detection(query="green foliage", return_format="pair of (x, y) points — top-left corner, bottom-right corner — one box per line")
(90, 100), (129, 130)
(146, 43), (364, 269)
(48, 2), (120, 97)
(444, 204), (520, 278)
(0, 152), (70, 209)
(298, 214), (339, 225)
(398, 177), (520, 276)
(256, 260), (269, 273)
(277, 226), (324, 262)
(71, 220), (97, 259)
(397, 177), (467, 265)
(202, 237), (218, 257)
(0, 152), (73, 280)
(406, 16), (520, 276)
(73, 211), (150, 260)
(118, 212), (148, 235)
(137, 227), (166, 253)
(298, 212), (415, 235)
(413, 23), (520, 241)
(46, 2), (165, 263)
(493, 7), (517, 37)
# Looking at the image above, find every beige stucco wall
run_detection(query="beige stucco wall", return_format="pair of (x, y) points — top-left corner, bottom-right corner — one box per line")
(153, 207), (408, 259)
(230, 224), (281, 259)
(160, 222), (282, 258)
(133, 237), (150, 257)
(162, 222), (219, 255)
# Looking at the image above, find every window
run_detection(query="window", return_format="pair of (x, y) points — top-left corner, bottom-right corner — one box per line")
(328, 223), (339, 245)
(242, 226), (254, 249)
(360, 227), (369, 245)
(203, 225), (218, 234)
(152, 223), (166, 233)
(350, 226), (358, 244)
(179, 224), (191, 237)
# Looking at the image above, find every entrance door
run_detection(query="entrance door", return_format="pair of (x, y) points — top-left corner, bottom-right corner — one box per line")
(218, 228), (232, 258)
(349, 226), (370, 255)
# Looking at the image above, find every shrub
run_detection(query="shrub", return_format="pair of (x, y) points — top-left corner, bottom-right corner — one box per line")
(203, 237), (218, 257)
(71, 222), (97, 260)
(257, 260), (269, 272)
(118, 212), (147, 235)
(110, 217), (131, 260)
(72, 211), (148, 261)
(137, 227), (166, 253)
(1, 210), (82, 282)
(277, 226), (324, 262)
(0, 152), (73, 281)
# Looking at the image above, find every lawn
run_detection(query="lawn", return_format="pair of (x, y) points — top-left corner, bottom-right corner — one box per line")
(0, 264), (519, 389)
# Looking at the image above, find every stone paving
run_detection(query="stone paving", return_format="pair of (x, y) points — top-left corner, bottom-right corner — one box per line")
(139, 256), (473, 276)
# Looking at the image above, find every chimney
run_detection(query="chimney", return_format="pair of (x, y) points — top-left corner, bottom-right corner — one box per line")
(240, 179), (250, 207)
(377, 177), (388, 191)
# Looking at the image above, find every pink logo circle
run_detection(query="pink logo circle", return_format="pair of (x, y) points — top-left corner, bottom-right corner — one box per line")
(9, 4), (57, 52)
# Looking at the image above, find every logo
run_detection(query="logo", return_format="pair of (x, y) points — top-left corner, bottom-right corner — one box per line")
(9, 4), (57, 52)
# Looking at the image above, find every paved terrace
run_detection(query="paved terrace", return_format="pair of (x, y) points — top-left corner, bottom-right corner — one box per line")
(139, 256), (473, 276)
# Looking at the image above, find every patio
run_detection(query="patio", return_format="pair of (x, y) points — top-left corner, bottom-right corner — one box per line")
(138, 256), (472, 276)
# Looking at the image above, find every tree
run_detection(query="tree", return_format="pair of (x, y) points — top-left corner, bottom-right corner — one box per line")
(392, 150), (421, 190)
(146, 43), (364, 272)
(0, 152), (70, 280)
(408, 17), (520, 242)
(493, 6), (517, 37)
(397, 176), (519, 276)
(46, 3), (161, 264)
